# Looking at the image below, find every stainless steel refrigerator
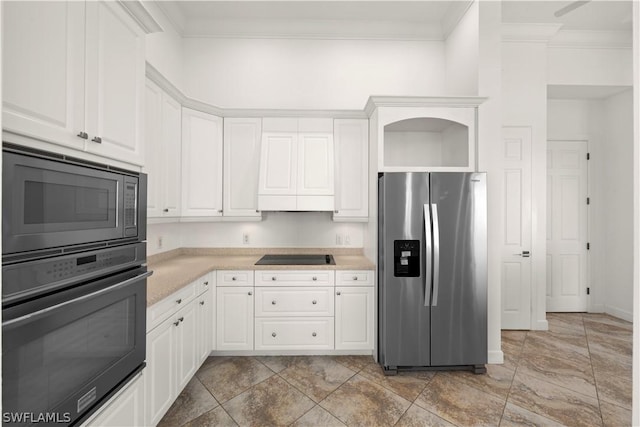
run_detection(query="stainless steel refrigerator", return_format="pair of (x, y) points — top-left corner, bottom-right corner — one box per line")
(378, 172), (487, 375)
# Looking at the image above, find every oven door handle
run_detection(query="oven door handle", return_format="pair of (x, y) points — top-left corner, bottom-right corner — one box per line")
(3, 271), (153, 328)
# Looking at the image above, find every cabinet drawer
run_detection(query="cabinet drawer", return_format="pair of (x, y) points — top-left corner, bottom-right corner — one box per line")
(255, 317), (334, 350)
(216, 270), (254, 286)
(255, 270), (334, 286)
(255, 287), (334, 317)
(147, 281), (197, 332)
(336, 270), (374, 286)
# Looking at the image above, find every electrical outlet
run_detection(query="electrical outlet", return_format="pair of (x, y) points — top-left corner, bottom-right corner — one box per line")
(243, 233), (249, 245)
(345, 235), (351, 245)
(336, 234), (343, 245)
(157, 236), (163, 249)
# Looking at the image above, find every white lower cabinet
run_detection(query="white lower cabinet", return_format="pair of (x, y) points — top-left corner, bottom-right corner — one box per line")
(84, 372), (145, 427)
(255, 317), (334, 350)
(216, 272), (255, 351)
(335, 271), (375, 351)
(146, 276), (213, 425)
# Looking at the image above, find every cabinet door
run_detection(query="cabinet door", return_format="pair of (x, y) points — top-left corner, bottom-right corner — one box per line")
(335, 286), (374, 350)
(182, 108), (223, 217)
(84, 1), (145, 165)
(144, 80), (163, 218)
(223, 118), (262, 217)
(297, 133), (334, 196)
(334, 119), (369, 219)
(216, 286), (254, 351)
(175, 301), (198, 392)
(2, 1), (85, 150)
(259, 133), (298, 196)
(161, 94), (182, 217)
(146, 318), (176, 426)
(88, 373), (145, 427)
(196, 290), (213, 366)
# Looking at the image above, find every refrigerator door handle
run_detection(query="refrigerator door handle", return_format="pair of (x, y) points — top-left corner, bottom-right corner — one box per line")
(423, 204), (432, 307)
(432, 203), (440, 307)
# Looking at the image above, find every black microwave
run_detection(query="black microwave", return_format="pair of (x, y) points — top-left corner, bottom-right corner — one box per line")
(2, 144), (147, 260)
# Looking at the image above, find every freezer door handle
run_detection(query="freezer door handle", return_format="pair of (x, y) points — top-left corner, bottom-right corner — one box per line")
(432, 203), (440, 307)
(423, 204), (432, 307)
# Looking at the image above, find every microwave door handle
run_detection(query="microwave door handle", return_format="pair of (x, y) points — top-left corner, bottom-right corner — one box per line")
(432, 203), (440, 307)
(2, 271), (153, 328)
(423, 204), (432, 307)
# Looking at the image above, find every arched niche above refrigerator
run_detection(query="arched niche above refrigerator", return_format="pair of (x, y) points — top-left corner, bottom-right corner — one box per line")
(366, 97), (486, 172)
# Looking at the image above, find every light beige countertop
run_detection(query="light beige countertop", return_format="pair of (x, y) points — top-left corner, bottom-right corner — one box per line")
(146, 248), (374, 306)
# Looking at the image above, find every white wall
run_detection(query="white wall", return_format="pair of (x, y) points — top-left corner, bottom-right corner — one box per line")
(182, 38), (446, 110)
(602, 90), (634, 320)
(147, 213), (365, 256)
(502, 41), (549, 330)
(445, 1), (479, 95)
(143, 1), (184, 91)
(548, 47), (633, 87)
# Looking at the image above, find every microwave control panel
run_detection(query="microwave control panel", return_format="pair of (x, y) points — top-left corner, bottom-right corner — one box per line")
(123, 176), (138, 236)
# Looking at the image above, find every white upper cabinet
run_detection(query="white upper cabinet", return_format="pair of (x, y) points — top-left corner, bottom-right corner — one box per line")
(3, 1), (147, 167)
(258, 118), (334, 211)
(181, 108), (223, 218)
(2, 1), (86, 150)
(333, 119), (369, 221)
(144, 79), (181, 218)
(224, 118), (263, 218)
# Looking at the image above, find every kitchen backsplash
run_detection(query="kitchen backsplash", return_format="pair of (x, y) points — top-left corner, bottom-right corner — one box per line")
(147, 212), (365, 256)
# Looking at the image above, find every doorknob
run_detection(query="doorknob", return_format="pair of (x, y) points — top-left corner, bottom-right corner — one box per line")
(513, 251), (531, 257)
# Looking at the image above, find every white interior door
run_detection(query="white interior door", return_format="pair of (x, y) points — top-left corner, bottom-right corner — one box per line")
(546, 141), (588, 312)
(501, 127), (532, 329)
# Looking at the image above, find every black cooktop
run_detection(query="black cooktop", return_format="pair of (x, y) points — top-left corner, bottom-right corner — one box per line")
(255, 254), (336, 265)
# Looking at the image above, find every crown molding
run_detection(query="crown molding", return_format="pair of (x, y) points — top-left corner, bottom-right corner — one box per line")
(502, 23), (562, 43)
(441, 0), (474, 40)
(153, 0), (186, 35)
(118, 1), (163, 34)
(548, 29), (632, 49)
(364, 96), (487, 117)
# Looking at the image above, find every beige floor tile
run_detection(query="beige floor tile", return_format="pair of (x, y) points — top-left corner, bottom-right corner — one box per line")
(600, 401), (632, 427)
(279, 356), (355, 402)
(595, 371), (632, 410)
(517, 352), (596, 398)
(499, 402), (564, 427)
(319, 374), (411, 426)
(583, 314), (632, 332)
(414, 374), (506, 426)
(222, 375), (315, 427)
(182, 406), (238, 427)
(524, 330), (590, 358)
(546, 312), (585, 333)
(502, 341), (523, 371)
(291, 405), (346, 427)
(254, 355), (299, 373)
(158, 377), (219, 427)
(197, 357), (274, 403)
(508, 371), (602, 426)
(395, 404), (456, 427)
(587, 330), (633, 358)
(331, 355), (376, 372)
(358, 363), (429, 401)
(501, 330), (527, 347)
(437, 364), (515, 400)
(591, 350), (632, 379)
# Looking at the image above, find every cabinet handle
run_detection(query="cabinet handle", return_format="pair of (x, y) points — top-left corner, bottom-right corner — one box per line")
(163, 208), (169, 213)
(312, 332), (317, 337)
(353, 276), (358, 281)
(200, 301), (205, 305)
(336, 291), (341, 296)
(312, 300), (317, 305)
(256, 210), (260, 213)
(271, 277), (276, 281)
(204, 281), (209, 286)
(232, 277), (237, 281)
(178, 317), (184, 323)
(176, 298), (182, 304)
(248, 291), (253, 296)
(312, 277), (317, 281)
(272, 332), (277, 337)
(272, 300), (276, 305)
(91, 136), (102, 144)
(218, 209), (223, 213)
(334, 210), (339, 214)
(173, 320), (180, 326)
(77, 131), (88, 139)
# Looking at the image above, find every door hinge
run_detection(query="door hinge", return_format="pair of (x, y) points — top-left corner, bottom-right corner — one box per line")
(587, 287), (590, 295)
(586, 197), (590, 205)
(587, 152), (590, 160)
(587, 243), (590, 250)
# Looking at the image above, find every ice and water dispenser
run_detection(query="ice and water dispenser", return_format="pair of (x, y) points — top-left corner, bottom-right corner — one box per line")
(393, 240), (420, 277)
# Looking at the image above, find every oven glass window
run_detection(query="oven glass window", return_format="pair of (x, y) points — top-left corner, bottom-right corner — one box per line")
(24, 181), (110, 224)
(3, 297), (136, 415)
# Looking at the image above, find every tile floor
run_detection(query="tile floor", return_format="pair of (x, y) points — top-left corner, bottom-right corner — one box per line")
(158, 313), (631, 427)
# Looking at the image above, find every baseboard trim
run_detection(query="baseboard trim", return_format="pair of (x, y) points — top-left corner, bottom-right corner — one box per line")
(604, 305), (633, 322)
(488, 350), (504, 364)
(533, 319), (549, 331)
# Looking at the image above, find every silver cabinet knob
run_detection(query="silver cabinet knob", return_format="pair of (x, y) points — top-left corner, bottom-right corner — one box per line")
(248, 291), (253, 296)
(312, 276), (317, 281)
(353, 276), (358, 281)
(312, 300), (317, 305)
(77, 131), (88, 139)
(272, 332), (277, 337)
(204, 281), (209, 286)
(176, 298), (182, 304)
(200, 300), (205, 305)
(218, 209), (223, 213)
(272, 300), (276, 305)
(271, 276), (276, 281)
(173, 320), (180, 326)
(232, 277), (237, 281)
(312, 332), (317, 337)
(91, 136), (102, 144)
(163, 208), (169, 213)
(178, 317), (184, 323)
(336, 291), (341, 296)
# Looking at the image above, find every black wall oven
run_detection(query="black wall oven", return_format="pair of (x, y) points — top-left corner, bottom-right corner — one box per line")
(2, 144), (149, 426)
